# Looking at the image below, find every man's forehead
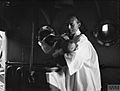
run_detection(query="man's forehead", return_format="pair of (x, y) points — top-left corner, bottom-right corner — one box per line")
(70, 17), (78, 23)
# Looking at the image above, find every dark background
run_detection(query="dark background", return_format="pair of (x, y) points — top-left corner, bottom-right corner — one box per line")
(0, 0), (120, 91)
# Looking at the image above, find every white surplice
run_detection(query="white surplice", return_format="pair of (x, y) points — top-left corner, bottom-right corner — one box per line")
(46, 34), (101, 91)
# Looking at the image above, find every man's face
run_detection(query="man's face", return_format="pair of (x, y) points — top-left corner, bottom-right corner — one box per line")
(68, 18), (80, 34)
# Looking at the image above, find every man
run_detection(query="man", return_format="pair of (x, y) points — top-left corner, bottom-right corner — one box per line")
(41, 16), (101, 91)
(63, 16), (101, 91)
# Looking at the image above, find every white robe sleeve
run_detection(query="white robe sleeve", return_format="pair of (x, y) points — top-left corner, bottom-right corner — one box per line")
(64, 41), (91, 76)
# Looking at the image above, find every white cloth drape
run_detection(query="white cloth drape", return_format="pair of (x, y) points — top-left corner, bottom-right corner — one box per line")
(0, 31), (6, 91)
(0, 31), (7, 69)
(46, 34), (101, 91)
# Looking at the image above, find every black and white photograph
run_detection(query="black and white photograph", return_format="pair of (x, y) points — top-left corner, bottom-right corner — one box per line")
(0, 0), (120, 91)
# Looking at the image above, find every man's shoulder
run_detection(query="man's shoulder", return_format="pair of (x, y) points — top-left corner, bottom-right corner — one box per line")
(77, 34), (89, 44)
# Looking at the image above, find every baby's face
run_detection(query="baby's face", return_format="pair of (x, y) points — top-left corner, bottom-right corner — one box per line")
(68, 42), (76, 52)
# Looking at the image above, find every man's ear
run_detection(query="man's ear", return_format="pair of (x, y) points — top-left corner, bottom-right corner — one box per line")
(78, 22), (81, 28)
(38, 41), (42, 46)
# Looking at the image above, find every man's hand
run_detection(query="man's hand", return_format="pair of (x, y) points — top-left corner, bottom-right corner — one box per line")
(61, 33), (69, 40)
